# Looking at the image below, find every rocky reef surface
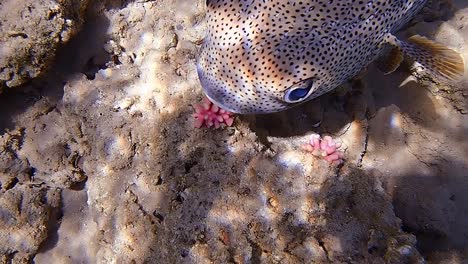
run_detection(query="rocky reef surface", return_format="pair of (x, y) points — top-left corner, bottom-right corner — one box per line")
(0, 0), (90, 91)
(0, 0), (466, 263)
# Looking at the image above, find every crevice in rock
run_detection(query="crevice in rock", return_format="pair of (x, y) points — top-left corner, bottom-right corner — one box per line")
(4, 177), (19, 190)
(247, 238), (262, 264)
(357, 117), (370, 167)
(317, 237), (330, 261)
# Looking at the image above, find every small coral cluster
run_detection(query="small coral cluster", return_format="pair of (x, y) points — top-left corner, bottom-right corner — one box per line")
(193, 97), (234, 129)
(303, 134), (344, 164)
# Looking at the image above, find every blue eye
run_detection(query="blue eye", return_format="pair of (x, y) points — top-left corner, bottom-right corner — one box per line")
(283, 79), (314, 103)
(288, 88), (310, 101)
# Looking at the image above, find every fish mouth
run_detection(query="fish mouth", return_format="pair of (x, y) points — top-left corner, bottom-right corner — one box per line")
(196, 64), (237, 113)
(203, 91), (241, 114)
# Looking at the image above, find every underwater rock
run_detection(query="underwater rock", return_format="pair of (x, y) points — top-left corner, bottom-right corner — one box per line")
(0, 185), (61, 263)
(0, 0), (90, 91)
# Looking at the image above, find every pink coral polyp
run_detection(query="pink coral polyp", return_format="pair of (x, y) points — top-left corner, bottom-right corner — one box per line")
(193, 97), (234, 129)
(303, 134), (344, 164)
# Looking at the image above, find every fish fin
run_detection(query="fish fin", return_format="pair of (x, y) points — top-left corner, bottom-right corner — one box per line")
(408, 35), (465, 80)
(388, 34), (465, 81)
(376, 46), (404, 75)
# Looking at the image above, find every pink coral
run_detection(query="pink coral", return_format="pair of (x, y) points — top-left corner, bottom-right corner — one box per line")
(303, 134), (344, 164)
(193, 97), (234, 129)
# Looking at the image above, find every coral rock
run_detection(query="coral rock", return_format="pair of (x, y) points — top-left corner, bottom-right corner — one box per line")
(193, 97), (234, 129)
(303, 134), (344, 164)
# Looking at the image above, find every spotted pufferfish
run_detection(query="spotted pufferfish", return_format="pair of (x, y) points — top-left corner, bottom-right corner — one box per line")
(196, 0), (465, 114)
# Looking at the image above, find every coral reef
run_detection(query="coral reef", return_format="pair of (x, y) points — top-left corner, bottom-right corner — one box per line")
(193, 97), (234, 129)
(303, 134), (344, 164)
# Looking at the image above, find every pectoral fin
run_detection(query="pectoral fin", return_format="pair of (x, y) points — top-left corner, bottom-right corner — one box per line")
(376, 45), (404, 75)
(385, 34), (465, 81)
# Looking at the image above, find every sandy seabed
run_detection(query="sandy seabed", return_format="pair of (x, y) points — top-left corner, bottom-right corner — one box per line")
(0, 0), (467, 263)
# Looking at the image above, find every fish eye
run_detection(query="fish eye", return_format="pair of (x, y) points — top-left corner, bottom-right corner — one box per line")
(283, 78), (314, 103)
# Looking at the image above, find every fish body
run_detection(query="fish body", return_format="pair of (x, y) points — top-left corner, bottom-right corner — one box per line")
(197, 0), (464, 114)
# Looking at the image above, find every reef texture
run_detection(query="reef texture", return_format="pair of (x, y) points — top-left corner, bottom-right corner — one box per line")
(0, 0), (89, 91)
(0, 0), (467, 263)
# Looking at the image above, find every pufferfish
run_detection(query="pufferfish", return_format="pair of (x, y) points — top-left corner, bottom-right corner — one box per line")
(196, 0), (465, 114)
